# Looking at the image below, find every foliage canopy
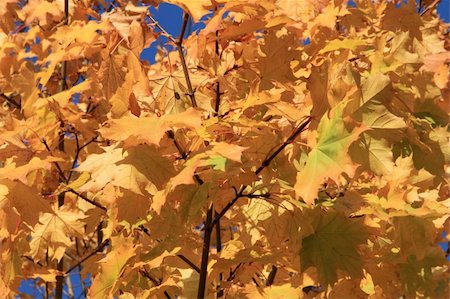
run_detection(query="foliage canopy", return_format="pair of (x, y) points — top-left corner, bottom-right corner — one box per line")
(0, 0), (448, 298)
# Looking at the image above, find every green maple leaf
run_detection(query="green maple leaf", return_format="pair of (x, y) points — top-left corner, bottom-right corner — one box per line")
(295, 101), (365, 204)
(300, 210), (368, 286)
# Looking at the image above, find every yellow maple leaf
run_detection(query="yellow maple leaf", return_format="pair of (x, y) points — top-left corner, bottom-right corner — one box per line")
(29, 206), (86, 261)
(166, 0), (216, 22)
(89, 236), (136, 299)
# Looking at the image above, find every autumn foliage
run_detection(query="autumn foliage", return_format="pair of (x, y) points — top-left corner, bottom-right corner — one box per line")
(0, 0), (449, 298)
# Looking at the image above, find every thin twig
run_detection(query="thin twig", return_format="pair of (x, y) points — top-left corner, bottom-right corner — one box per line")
(255, 116), (311, 175)
(55, 3), (69, 297)
(266, 265), (277, 286)
(65, 239), (109, 274)
(22, 255), (44, 267)
(197, 206), (213, 299)
(41, 138), (68, 183)
(147, 15), (177, 44)
(211, 116), (311, 227)
(420, 0), (439, 16)
(67, 189), (107, 211)
(67, 135), (97, 182)
(214, 29), (221, 116)
(0, 93), (21, 109)
(177, 13), (197, 108)
(177, 254), (201, 273)
(140, 269), (172, 299)
(166, 131), (188, 159)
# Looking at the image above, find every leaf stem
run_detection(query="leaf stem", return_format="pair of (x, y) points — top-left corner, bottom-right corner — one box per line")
(147, 15), (177, 44)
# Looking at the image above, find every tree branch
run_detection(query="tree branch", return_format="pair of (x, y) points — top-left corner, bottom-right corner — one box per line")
(147, 15), (177, 44)
(214, 29), (221, 116)
(55, 2), (69, 297)
(0, 93), (21, 109)
(197, 205), (213, 299)
(140, 269), (172, 299)
(65, 239), (109, 274)
(215, 210), (224, 298)
(420, 0), (439, 16)
(177, 13), (197, 108)
(41, 138), (68, 183)
(211, 116), (311, 227)
(255, 116), (311, 175)
(177, 254), (201, 273)
(67, 135), (97, 182)
(67, 189), (107, 211)
(147, 10), (197, 109)
(266, 265), (277, 286)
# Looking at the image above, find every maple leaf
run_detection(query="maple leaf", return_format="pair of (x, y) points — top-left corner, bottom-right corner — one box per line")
(89, 237), (136, 299)
(350, 134), (395, 175)
(393, 216), (437, 260)
(1, 0), (449, 297)
(109, 70), (135, 117)
(98, 47), (127, 101)
(99, 108), (202, 147)
(300, 210), (368, 287)
(295, 101), (365, 204)
(77, 145), (176, 194)
(319, 37), (367, 54)
(263, 284), (302, 298)
(166, 0), (215, 22)
(19, 0), (63, 26)
(29, 206), (86, 261)
(1, 181), (52, 227)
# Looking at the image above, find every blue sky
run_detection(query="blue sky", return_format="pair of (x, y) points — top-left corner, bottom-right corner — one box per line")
(17, 0), (450, 298)
(140, 0), (450, 63)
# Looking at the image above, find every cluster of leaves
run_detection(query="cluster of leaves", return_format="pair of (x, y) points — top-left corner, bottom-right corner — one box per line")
(0, 0), (448, 298)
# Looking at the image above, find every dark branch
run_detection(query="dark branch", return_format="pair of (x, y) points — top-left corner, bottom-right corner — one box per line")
(255, 116), (311, 175)
(420, 0), (439, 16)
(266, 265), (277, 286)
(211, 116), (311, 227)
(67, 189), (107, 211)
(197, 206), (213, 299)
(140, 269), (172, 299)
(177, 254), (200, 273)
(41, 138), (68, 183)
(214, 29), (221, 116)
(22, 255), (44, 267)
(0, 93), (21, 109)
(67, 135), (97, 182)
(177, 13), (197, 108)
(65, 239), (109, 274)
